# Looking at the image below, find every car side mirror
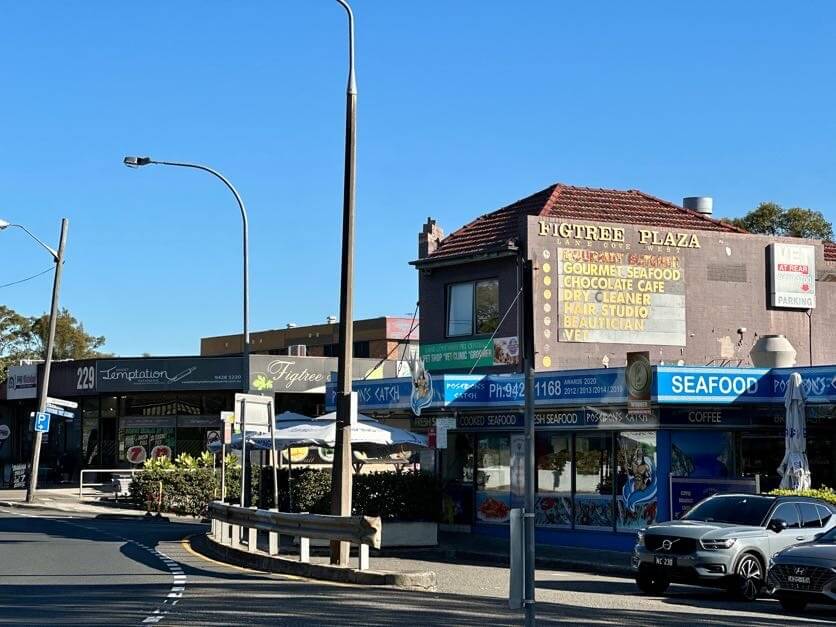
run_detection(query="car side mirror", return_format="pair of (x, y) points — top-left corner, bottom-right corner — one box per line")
(814, 532), (825, 540)
(768, 519), (788, 533)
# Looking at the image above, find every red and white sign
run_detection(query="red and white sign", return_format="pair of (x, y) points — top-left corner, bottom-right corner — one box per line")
(770, 243), (816, 309)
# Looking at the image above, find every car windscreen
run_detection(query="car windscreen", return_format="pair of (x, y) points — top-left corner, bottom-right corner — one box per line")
(819, 525), (836, 542)
(681, 496), (774, 526)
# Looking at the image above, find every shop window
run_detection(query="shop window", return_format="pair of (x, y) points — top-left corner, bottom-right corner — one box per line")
(574, 433), (613, 529)
(440, 432), (475, 526)
(534, 433), (572, 527)
(770, 502), (801, 529)
(82, 418), (99, 466)
(616, 432), (658, 531)
(475, 435), (512, 523)
(119, 427), (175, 463)
(101, 396), (118, 419)
(446, 279), (500, 337)
(670, 431), (734, 478)
(82, 398), (99, 419)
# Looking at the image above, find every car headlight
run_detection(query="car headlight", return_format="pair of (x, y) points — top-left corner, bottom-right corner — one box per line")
(700, 538), (737, 550)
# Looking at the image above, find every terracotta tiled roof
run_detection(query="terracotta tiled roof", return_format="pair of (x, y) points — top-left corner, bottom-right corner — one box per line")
(824, 242), (836, 262)
(424, 183), (746, 261)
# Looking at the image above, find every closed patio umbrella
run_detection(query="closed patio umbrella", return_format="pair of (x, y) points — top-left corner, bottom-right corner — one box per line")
(777, 372), (812, 491)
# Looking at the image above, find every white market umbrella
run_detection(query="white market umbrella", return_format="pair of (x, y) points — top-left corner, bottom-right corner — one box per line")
(777, 372), (812, 491)
(208, 411), (321, 453)
(249, 412), (428, 457)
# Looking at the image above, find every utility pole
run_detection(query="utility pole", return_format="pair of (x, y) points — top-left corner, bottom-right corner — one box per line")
(330, 0), (358, 566)
(27, 218), (68, 503)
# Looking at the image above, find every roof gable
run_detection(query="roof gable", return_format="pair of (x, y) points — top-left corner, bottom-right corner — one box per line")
(424, 183), (745, 262)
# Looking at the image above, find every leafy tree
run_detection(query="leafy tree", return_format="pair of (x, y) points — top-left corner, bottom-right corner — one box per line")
(0, 306), (108, 380)
(724, 202), (833, 240)
(0, 305), (36, 380)
(29, 308), (108, 360)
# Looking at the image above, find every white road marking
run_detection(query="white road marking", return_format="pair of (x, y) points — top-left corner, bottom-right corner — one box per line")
(1, 507), (188, 625)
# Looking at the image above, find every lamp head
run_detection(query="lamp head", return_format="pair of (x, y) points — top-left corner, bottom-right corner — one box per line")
(0, 219), (9, 230)
(123, 156), (152, 168)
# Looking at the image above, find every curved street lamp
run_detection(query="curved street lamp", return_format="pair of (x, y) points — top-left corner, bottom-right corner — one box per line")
(123, 156), (252, 506)
(0, 218), (69, 503)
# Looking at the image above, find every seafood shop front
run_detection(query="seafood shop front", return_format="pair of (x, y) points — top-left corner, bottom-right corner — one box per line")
(328, 364), (836, 551)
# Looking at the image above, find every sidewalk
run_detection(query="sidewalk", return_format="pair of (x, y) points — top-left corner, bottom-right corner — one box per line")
(382, 530), (633, 578)
(0, 487), (150, 517)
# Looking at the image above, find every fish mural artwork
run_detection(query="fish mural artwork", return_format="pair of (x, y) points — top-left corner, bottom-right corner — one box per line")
(622, 446), (658, 513)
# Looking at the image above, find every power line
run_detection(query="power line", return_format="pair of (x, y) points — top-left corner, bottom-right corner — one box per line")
(0, 266), (54, 289)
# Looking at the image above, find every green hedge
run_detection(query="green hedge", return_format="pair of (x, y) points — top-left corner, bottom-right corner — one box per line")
(260, 468), (440, 521)
(769, 486), (836, 505)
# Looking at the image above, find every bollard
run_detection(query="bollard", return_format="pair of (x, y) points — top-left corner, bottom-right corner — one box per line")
(268, 508), (279, 556)
(299, 537), (310, 563)
(358, 543), (369, 571)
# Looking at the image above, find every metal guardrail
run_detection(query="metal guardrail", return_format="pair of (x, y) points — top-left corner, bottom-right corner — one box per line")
(207, 501), (382, 570)
(78, 468), (141, 499)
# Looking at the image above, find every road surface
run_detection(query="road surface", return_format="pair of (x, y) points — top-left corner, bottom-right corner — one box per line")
(1, 506), (834, 625)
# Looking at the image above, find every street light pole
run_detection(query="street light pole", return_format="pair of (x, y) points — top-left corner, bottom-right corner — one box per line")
(330, 0), (358, 566)
(0, 218), (69, 503)
(123, 157), (250, 388)
(123, 157), (252, 502)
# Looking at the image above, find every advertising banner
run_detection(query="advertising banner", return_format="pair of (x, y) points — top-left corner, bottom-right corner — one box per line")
(97, 357), (243, 392)
(420, 337), (519, 371)
(769, 242), (816, 309)
(6, 364), (38, 399)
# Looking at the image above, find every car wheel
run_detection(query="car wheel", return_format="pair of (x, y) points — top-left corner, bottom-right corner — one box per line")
(778, 595), (807, 612)
(730, 554), (763, 601)
(636, 567), (670, 594)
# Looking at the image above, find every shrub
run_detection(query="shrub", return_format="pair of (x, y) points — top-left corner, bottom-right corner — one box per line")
(129, 453), (260, 517)
(260, 468), (440, 521)
(769, 486), (836, 506)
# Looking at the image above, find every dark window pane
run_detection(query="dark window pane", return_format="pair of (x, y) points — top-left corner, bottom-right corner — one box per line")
(771, 502), (801, 529)
(535, 433), (572, 527)
(447, 283), (474, 336)
(353, 341), (370, 358)
(475, 279), (499, 334)
(799, 502), (822, 528)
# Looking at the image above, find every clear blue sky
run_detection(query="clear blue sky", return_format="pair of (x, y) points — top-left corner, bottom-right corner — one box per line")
(1, 2), (834, 356)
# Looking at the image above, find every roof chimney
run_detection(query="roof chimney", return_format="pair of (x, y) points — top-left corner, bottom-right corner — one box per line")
(418, 217), (444, 259)
(683, 196), (713, 216)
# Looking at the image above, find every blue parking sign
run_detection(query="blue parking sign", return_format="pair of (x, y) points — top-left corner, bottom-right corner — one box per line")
(34, 412), (50, 433)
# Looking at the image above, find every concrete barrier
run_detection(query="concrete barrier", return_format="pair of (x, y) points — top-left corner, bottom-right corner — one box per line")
(190, 532), (437, 591)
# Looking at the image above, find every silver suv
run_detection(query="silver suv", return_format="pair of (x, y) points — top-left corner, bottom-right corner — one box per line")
(632, 494), (836, 601)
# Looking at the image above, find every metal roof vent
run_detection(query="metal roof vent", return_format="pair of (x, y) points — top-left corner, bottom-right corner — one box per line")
(286, 323), (297, 329)
(326, 315), (337, 324)
(683, 196), (713, 215)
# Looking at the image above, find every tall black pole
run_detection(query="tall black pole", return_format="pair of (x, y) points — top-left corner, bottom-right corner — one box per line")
(330, 0), (357, 566)
(519, 256), (536, 625)
(26, 218), (68, 503)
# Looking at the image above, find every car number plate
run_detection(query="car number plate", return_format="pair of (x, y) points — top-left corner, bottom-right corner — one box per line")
(654, 556), (675, 567)
(788, 575), (811, 586)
